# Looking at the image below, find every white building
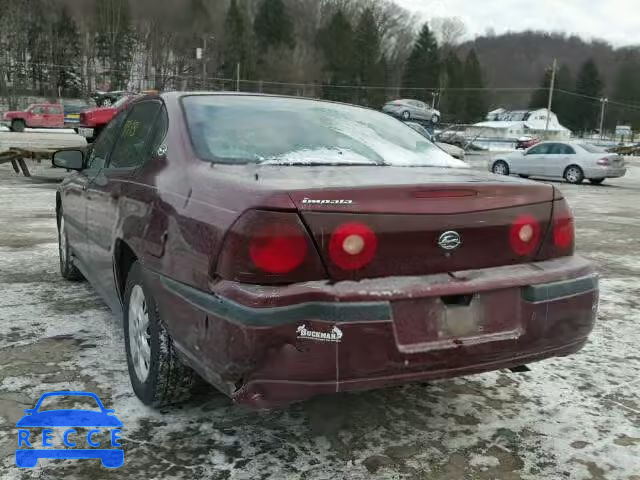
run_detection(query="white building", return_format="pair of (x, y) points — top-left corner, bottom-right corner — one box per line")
(467, 108), (571, 140)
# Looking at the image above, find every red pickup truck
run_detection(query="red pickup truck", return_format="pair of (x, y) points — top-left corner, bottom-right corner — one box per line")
(77, 93), (138, 141)
(2, 103), (65, 131)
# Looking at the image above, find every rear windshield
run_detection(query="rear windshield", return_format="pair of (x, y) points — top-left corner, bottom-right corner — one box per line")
(181, 95), (467, 168)
(578, 143), (607, 153)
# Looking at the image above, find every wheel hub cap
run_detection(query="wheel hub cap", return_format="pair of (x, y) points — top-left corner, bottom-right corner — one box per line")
(128, 285), (151, 382)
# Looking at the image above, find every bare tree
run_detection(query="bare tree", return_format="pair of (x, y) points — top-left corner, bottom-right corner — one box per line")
(431, 17), (467, 49)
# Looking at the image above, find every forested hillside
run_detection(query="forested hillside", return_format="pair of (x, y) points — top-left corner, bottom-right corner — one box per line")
(1, 0), (639, 130)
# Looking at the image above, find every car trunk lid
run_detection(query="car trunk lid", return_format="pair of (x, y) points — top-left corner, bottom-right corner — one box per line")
(289, 180), (554, 281)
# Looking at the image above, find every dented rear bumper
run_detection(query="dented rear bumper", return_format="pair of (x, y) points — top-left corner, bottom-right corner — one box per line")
(149, 256), (598, 408)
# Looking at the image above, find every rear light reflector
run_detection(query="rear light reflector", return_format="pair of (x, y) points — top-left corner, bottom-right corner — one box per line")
(597, 158), (610, 166)
(553, 217), (574, 249)
(329, 222), (378, 270)
(249, 223), (308, 274)
(509, 214), (541, 256)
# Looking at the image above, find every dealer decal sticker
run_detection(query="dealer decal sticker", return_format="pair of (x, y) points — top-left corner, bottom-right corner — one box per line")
(296, 324), (343, 343)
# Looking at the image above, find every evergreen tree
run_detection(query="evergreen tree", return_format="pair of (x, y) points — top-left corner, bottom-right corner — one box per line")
(317, 9), (355, 102)
(53, 6), (82, 95)
(401, 24), (439, 103)
(552, 64), (573, 128)
(222, 0), (253, 80)
(529, 68), (552, 110)
(462, 49), (487, 123)
(611, 54), (640, 130)
(353, 8), (386, 107)
(570, 58), (604, 133)
(254, 0), (294, 52)
(440, 51), (464, 122)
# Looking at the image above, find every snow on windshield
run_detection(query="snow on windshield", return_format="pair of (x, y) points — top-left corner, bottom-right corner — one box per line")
(182, 95), (469, 168)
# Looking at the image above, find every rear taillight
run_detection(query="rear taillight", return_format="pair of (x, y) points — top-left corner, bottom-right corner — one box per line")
(329, 222), (378, 270)
(537, 194), (575, 259)
(216, 210), (326, 284)
(509, 214), (542, 256)
(597, 158), (610, 166)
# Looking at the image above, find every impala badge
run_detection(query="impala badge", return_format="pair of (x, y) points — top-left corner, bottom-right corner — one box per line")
(438, 231), (462, 250)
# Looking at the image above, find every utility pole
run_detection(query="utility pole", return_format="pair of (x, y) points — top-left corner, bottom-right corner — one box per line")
(236, 63), (241, 92)
(599, 97), (608, 139)
(544, 58), (557, 137)
(202, 36), (207, 90)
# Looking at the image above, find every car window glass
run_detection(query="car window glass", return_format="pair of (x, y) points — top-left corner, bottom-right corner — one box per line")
(147, 105), (169, 156)
(547, 144), (563, 154)
(31, 106), (45, 114)
(527, 144), (549, 155)
(563, 144), (576, 154)
(109, 101), (162, 169)
(86, 111), (128, 170)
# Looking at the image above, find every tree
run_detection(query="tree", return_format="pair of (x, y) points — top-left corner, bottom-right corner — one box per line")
(529, 67), (552, 110)
(570, 58), (604, 133)
(353, 8), (386, 107)
(254, 0), (294, 52)
(317, 9), (355, 102)
(94, 0), (135, 90)
(431, 17), (466, 51)
(610, 52), (640, 131)
(552, 64), (574, 128)
(462, 49), (487, 123)
(222, 0), (253, 80)
(401, 23), (439, 103)
(440, 51), (464, 122)
(53, 6), (82, 95)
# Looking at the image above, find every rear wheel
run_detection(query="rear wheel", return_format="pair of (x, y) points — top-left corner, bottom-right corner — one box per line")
(124, 261), (198, 407)
(58, 213), (83, 281)
(11, 119), (25, 132)
(564, 165), (584, 184)
(401, 110), (411, 120)
(431, 113), (440, 124)
(492, 160), (510, 176)
(589, 178), (605, 185)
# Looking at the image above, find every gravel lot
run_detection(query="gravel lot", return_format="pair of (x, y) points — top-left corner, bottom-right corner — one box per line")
(0, 158), (638, 480)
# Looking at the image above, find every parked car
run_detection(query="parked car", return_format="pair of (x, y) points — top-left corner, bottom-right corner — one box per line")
(490, 141), (627, 184)
(2, 103), (65, 131)
(383, 99), (441, 124)
(91, 90), (129, 107)
(405, 121), (466, 160)
(516, 136), (540, 150)
(53, 92), (598, 409)
(77, 94), (138, 141)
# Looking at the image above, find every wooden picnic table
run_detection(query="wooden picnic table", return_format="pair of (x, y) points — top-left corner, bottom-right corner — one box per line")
(0, 148), (57, 177)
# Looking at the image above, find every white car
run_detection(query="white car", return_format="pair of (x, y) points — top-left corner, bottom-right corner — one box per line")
(490, 141), (627, 185)
(383, 99), (441, 124)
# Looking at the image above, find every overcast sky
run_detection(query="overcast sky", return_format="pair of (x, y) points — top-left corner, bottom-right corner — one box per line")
(396, 0), (640, 47)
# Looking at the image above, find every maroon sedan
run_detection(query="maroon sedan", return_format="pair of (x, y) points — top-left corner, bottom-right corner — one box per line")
(52, 93), (598, 409)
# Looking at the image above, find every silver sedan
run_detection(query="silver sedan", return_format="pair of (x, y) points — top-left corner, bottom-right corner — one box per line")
(490, 141), (627, 185)
(382, 99), (441, 124)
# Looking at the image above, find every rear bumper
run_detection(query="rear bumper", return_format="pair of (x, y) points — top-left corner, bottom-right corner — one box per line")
(149, 256), (598, 408)
(584, 166), (627, 178)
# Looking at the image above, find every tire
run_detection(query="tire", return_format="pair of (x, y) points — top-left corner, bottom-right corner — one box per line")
(519, 174), (530, 179)
(431, 114), (440, 124)
(401, 110), (411, 120)
(11, 119), (25, 132)
(58, 212), (83, 281)
(492, 160), (510, 176)
(124, 261), (198, 407)
(101, 98), (113, 107)
(564, 165), (584, 184)
(589, 178), (605, 185)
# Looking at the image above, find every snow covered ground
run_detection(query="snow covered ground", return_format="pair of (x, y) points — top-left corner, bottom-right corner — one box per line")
(0, 162), (638, 480)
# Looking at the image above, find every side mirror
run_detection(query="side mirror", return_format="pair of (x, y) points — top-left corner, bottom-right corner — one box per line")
(53, 149), (84, 170)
